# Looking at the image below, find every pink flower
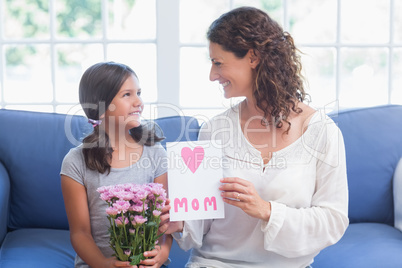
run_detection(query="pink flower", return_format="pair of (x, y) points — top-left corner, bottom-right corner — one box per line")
(149, 183), (167, 206)
(112, 200), (130, 213)
(129, 203), (144, 213)
(122, 183), (133, 191)
(99, 192), (110, 201)
(115, 216), (129, 227)
(109, 186), (125, 199)
(156, 196), (166, 205)
(150, 183), (166, 198)
(136, 189), (149, 202)
(106, 206), (119, 216)
(155, 198), (166, 209)
(152, 210), (161, 217)
(132, 215), (147, 226)
(115, 191), (135, 201)
(97, 182), (169, 264)
(97, 186), (109, 194)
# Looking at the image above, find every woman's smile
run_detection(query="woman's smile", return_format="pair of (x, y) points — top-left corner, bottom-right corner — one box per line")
(209, 42), (256, 99)
(221, 81), (231, 88)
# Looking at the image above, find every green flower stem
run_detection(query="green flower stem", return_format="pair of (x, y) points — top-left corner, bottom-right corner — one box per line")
(107, 209), (120, 259)
(143, 225), (146, 253)
(133, 227), (139, 255)
(141, 200), (147, 253)
(121, 214), (128, 244)
(110, 216), (118, 249)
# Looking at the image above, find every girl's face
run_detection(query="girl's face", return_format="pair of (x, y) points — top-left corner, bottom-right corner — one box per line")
(209, 42), (258, 99)
(104, 74), (144, 131)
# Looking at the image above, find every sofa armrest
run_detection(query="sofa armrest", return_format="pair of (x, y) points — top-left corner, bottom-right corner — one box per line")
(0, 161), (10, 245)
(394, 158), (402, 232)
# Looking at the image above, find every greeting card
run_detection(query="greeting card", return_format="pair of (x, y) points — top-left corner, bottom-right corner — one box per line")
(167, 140), (224, 221)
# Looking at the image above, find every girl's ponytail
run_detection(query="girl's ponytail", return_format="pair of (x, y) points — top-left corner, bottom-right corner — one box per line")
(82, 123), (164, 174)
(82, 126), (113, 174)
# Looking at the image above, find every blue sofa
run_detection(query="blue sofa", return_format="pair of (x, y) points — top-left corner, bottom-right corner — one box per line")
(313, 105), (402, 267)
(0, 105), (402, 267)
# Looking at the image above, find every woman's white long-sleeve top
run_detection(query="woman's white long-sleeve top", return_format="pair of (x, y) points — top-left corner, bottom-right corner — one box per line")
(173, 105), (349, 268)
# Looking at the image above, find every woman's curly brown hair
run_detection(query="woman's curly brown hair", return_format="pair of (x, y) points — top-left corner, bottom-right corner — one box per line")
(207, 6), (308, 132)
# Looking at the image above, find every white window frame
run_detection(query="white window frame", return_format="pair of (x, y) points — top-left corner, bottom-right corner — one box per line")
(0, 0), (401, 118)
(175, 0), (402, 114)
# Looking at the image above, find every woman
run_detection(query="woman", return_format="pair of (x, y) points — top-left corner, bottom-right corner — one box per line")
(164, 6), (348, 268)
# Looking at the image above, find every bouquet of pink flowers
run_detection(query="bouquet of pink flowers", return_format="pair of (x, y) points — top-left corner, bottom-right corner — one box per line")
(97, 183), (167, 265)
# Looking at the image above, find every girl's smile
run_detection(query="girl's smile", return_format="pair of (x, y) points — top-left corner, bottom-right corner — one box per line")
(104, 74), (144, 131)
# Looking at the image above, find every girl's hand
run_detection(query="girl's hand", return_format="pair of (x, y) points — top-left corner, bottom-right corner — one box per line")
(105, 257), (137, 268)
(159, 199), (171, 234)
(219, 177), (271, 221)
(159, 199), (184, 234)
(138, 246), (166, 268)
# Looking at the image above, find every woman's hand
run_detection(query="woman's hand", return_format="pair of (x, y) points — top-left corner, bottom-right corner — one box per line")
(159, 199), (184, 234)
(219, 177), (271, 221)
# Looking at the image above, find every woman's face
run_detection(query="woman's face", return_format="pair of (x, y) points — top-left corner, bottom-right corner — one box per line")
(209, 42), (257, 99)
(103, 74), (144, 131)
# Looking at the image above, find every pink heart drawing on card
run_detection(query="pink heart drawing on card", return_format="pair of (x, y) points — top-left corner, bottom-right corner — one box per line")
(181, 146), (205, 173)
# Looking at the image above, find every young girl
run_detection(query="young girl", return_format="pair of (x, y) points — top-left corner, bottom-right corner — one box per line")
(61, 62), (172, 268)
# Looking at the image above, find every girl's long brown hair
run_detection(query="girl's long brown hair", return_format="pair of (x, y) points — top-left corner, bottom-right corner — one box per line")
(79, 62), (164, 174)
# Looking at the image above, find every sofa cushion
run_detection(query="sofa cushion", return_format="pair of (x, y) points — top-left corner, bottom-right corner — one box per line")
(331, 105), (402, 224)
(169, 240), (191, 267)
(155, 116), (200, 147)
(0, 110), (92, 230)
(0, 228), (75, 268)
(0, 162), (10, 245)
(0, 110), (200, 231)
(394, 158), (402, 232)
(313, 223), (402, 267)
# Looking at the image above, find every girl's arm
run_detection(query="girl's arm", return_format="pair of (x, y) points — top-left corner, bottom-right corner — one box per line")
(154, 172), (168, 194)
(61, 175), (135, 268)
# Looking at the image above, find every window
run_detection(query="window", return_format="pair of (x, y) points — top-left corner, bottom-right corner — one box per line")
(0, 0), (401, 121)
(179, 0), (402, 119)
(0, 0), (158, 118)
